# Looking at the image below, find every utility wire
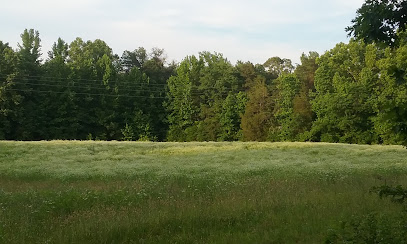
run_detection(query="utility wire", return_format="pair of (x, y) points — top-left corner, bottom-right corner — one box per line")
(2, 77), (248, 95)
(6, 81), (247, 96)
(7, 81), (167, 94)
(5, 88), (167, 99)
(0, 74), (169, 88)
(0, 75), (168, 90)
(3, 75), (401, 99)
(0, 74), (249, 92)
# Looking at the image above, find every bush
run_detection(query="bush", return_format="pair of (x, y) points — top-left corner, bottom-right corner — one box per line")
(326, 185), (407, 243)
(325, 213), (407, 244)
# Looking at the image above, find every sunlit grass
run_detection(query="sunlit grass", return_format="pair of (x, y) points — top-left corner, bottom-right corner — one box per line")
(0, 141), (406, 243)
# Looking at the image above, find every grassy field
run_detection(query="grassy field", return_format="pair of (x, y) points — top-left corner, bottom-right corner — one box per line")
(0, 141), (407, 243)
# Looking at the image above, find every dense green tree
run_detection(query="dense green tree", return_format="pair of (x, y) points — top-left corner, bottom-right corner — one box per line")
(310, 41), (380, 144)
(18, 29), (42, 75)
(290, 52), (319, 140)
(0, 41), (19, 139)
(346, 0), (407, 46)
(121, 47), (147, 72)
(140, 48), (175, 141)
(166, 56), (202, 141)
(67, 38), (118, 139)
(241, 76), (272, 141)
(235, 61), (258, 89)
(295, 52), (319, 90)
(196, 52), (240, 141)
(116, 66), (154, 141)
(41, 38), (78, 139)
(271, 73), (302, 141)
(2, 26), (407, 144)
(373, 43), (407, 144)
(264, 57), (294, 78)
(219, 92), (247, 141)
(166, 52), (241, 141)
(15, 29), (44, 140)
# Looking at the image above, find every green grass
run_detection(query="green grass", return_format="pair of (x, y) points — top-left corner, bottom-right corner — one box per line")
(0, 141), (407, 243)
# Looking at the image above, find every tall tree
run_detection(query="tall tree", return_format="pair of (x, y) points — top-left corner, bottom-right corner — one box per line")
(141, 48), (175, 141)
(67, 38), (118, 139)
(197, 52), (239, 141)
(310, 41), (380, 144)
(219, 92), (247, 141)
(291, 52), (320, 140)
(295, 52), (319, 90)
(41, 38), (78, 139)
(271, 73), (303, 141)
(15, 29), (43, 140)
(0, 41), (19, 139)
(235, 61), (258, 89)
(121, 47), (147, 72)
(166, 52), (241, 141)
(166, 55), (202, 141)
(346, 0), (407, 47)
(117, 67), (155, 141)
(241, 76), (272, 141)
(264, 57), (294, 78)
(373, 42), (407, 144)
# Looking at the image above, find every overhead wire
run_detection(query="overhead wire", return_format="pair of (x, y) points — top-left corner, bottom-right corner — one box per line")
(0, 75), (249, 96)
(1, 74), (170, 87)
(5, 89), (167, 99)
(2, 74), (401, 100)
(0, 74), (250, 92)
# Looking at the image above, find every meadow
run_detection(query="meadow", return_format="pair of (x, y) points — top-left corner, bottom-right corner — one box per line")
(1, 141), (407, 243)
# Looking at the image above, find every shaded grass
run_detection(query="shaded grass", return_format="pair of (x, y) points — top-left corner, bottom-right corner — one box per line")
(0, 141), (407, 243)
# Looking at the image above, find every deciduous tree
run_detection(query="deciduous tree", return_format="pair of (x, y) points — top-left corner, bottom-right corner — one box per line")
(346, 0), (407, 46)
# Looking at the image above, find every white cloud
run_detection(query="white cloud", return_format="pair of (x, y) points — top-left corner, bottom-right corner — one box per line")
(0, 0), (366, 65)
(2, 0), (100, 16)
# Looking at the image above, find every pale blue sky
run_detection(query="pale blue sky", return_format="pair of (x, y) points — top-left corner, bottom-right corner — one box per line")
(1, 0), (364, 64)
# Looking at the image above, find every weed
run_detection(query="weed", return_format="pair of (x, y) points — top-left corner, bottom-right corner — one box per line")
(0, 141), (407, 243)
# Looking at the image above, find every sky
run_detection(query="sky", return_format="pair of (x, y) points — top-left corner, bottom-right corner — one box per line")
(1, 0), (364, 65)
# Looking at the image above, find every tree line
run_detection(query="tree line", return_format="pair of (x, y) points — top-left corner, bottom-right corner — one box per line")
(1, 1), (406, 144)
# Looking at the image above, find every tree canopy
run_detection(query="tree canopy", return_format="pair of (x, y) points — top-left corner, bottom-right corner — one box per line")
(1, 4), (407, 146)
(346, 0), (407, 46)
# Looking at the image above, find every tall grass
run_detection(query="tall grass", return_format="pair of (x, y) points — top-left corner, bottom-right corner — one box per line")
(0, 141), (406, 243)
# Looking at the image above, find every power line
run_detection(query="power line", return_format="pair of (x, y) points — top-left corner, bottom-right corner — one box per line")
(0, 74), (169, 88)
(5, 89), (167, 99)
(7, 81), (168, 94)
(1, 77), (248, 95)
(0, 74), (249, 93)
(3, 74), (402, 99)
(2, 87), (233, 103)
(5, 80), (247, 96)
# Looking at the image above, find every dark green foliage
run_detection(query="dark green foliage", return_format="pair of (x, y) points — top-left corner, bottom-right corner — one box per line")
(326, 185), (407, 244)
(241, 76), (272, 141)
(310, 41), (380, 144)
(263, 56), (294, 78)
(219, 92), (246, 141)
(139, 47), (175, 141)
(346, 0), (407, 47)
(373, 44), (407, 145)
(166, 52), (241, 141)
(325, 213), (407, 244)
(267, 52), (318, 141)
(295, 52), (319, 90)
(372, 185), (407, 204)
(0, 42), (19, 140)
(308, 39), (407, 145)
(271, 74), (303, 141)
(1, 24), (407, 143)
(0, 30), (176, 141)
